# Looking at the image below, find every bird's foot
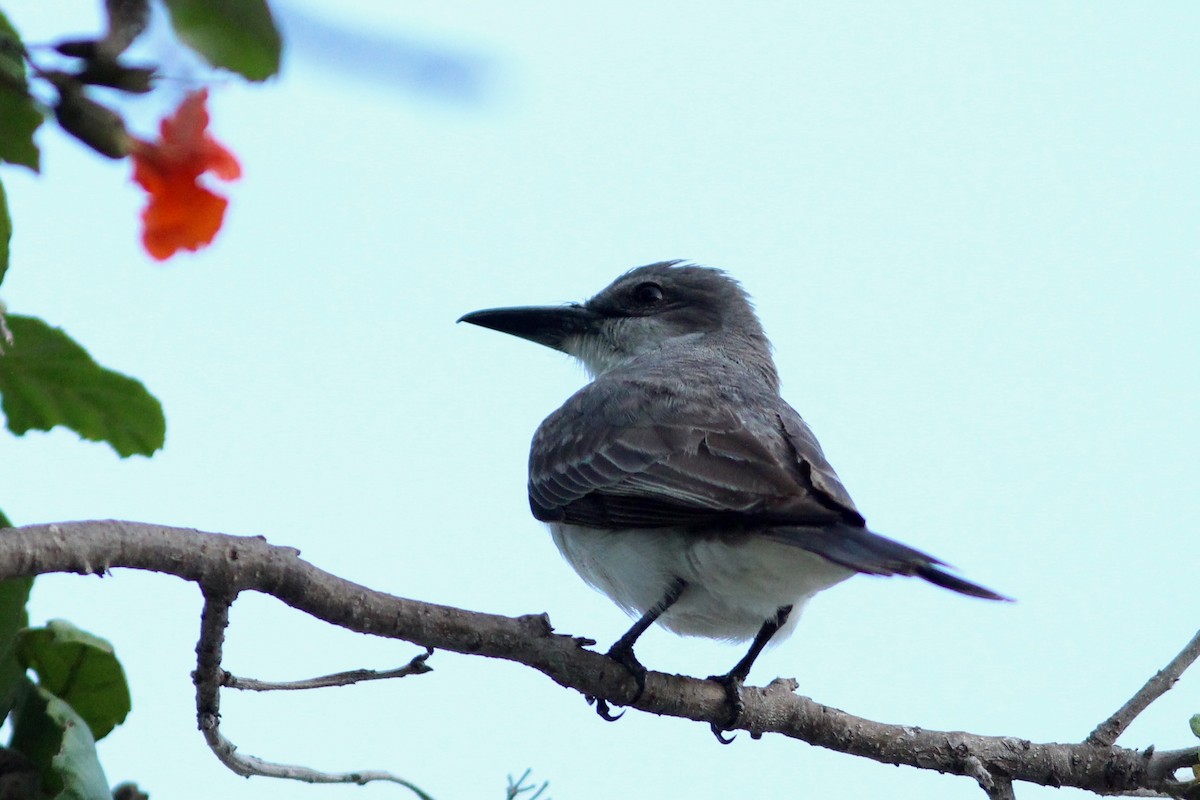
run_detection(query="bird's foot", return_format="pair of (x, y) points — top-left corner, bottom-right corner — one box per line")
(706, 672), (746, 744)
(586, 641), (648, 722)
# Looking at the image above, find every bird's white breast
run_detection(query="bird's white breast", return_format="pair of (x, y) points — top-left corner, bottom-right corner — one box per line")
(549, 523), (853, 643)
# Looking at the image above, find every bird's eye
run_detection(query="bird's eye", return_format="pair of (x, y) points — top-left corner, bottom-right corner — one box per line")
(632, 282), (664, 305)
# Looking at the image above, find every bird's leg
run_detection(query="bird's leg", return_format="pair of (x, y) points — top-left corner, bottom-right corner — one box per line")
(590, 578), (687, 722)
(707, 604), (793, 744)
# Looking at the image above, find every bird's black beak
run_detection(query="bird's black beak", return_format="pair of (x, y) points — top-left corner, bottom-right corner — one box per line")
(457, 304), (602, 352)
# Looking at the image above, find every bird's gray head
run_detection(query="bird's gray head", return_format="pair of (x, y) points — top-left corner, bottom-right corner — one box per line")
(459, 261), (776, 381)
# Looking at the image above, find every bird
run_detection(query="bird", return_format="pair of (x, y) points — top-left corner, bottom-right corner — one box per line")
(458, 261), (1007, 739)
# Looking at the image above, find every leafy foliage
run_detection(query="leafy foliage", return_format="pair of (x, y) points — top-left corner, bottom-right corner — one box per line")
(0, 9), (43, 171)
(0, 509), (28, 724)
(18, 621), (132, 741)
(10, 682), (112, 800)
(0, 513), (133, 798)
(0, 315), (166, 457)
(0, 176), (9, 285)
(162, 0), (282, 81)
(0, 0), (281, 794)
(0, 574), (32, 720)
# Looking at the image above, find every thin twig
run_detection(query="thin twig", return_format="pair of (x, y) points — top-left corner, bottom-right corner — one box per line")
(1088, 629), (1200, 748)
(223, 648), (433, 691)
(507, 768), (550, 800)
(192, 590), (434, 800)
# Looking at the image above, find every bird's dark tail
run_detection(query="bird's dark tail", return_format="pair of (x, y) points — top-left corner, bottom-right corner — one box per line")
(765, 524), (1011, 602)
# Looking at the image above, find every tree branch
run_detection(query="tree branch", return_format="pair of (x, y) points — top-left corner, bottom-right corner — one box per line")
(0, 520), (1195, 797)
(191, 587), (434, 797)
(222, 648), (433, 691)
(1087, 629), (1200, 748)
(982, 770), (1016, 800)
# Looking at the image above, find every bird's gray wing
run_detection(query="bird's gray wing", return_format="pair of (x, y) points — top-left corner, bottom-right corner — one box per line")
(529, 375), (1010, 601)
(773, 403), (861, 517)
(528, 377), (865, 529)
(765, 404), (1008, 600)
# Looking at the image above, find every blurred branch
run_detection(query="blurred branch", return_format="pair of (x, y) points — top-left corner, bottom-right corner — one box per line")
(0, 520), (1195, 797)
(279, 4), (491, 102)
(506, 768), (550, 800)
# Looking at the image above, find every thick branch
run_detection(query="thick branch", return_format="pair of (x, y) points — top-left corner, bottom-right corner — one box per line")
(0, 520), (1193, 796)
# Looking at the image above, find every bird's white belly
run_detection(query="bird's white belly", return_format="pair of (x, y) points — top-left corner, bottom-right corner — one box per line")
(549, 523), (854, 642)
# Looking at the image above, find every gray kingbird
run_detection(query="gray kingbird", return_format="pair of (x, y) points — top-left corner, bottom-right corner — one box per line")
(460, 261), (1006, 738)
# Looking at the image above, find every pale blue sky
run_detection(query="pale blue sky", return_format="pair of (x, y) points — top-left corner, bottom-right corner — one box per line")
(3, 2), (1198, 799)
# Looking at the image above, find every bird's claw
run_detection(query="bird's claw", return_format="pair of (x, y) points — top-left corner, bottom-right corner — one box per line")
(706, 672), (746, 744)
(589, 695), (625, 721)
(587, 643), (648, 722)
(710, 724), (736, 744)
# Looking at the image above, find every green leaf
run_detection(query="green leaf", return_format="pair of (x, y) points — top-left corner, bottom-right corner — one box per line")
(0, 315), (165, 457)
(161, 0), (282, 81)
(18, 620), (131, 741)
(10, 681), (111, 800)
(1191, 713), (1200, 739)
(16, 621), (130, 743)
(0, 509), (32, 723)
(0, 568), (33, 721)
(1, 176), (11, 284)
(0, 10), (43, 170)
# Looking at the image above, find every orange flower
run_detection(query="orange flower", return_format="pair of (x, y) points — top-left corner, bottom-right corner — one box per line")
(130, 90), (241, 261)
